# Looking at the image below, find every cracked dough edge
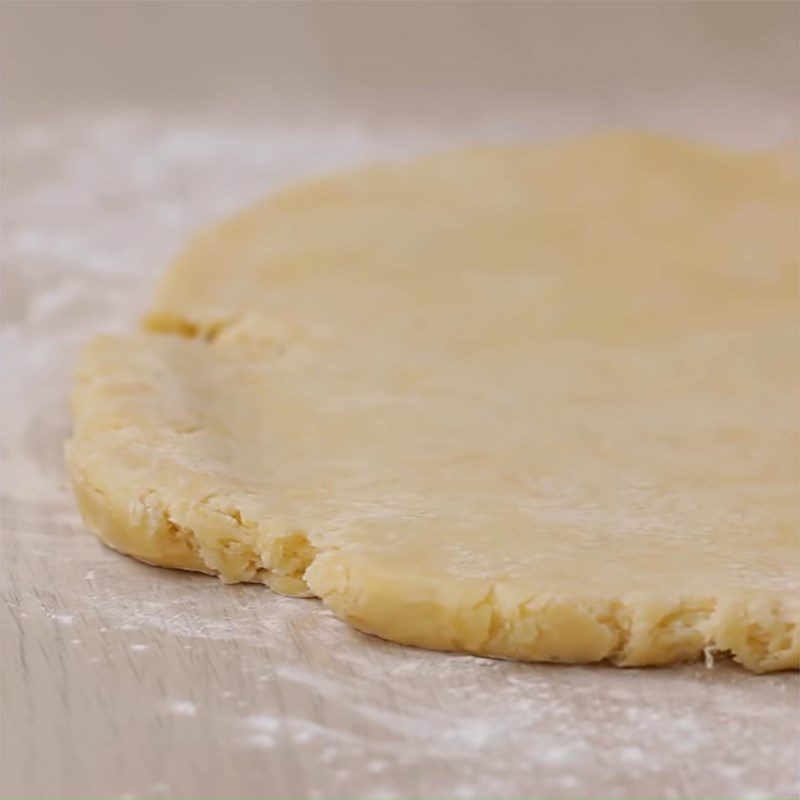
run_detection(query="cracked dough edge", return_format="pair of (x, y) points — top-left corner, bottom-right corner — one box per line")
(66, 420), (799, 673)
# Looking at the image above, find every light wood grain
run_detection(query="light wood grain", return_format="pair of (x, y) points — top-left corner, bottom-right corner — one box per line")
(4, 472), (799, 799)
(2, 3), (799, 798)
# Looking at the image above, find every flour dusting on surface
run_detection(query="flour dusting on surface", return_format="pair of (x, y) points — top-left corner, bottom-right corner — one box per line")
(165, 699), (198, 717)
(3, 111), (799, 800)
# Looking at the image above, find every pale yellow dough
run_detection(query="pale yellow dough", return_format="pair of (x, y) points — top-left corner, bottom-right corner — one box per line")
(67, 134), (799, 672)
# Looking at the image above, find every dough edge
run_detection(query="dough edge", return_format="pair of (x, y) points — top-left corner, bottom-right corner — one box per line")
(66, 438), (799, 673)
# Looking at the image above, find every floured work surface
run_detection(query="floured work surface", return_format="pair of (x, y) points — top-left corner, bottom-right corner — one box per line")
(4, 114), (800, 800)
(67, 134), (799, 672)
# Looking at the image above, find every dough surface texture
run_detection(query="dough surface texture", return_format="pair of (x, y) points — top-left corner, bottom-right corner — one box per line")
(67, 134), (799, 672)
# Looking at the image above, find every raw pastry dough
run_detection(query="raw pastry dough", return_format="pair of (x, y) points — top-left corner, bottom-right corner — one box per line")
(67, 134), (799, 672)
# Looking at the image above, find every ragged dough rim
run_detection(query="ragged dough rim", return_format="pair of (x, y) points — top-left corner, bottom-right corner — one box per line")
(66, 367), (799, 674)
(66, 433), (315, 598)
(67, 446), (800, 672)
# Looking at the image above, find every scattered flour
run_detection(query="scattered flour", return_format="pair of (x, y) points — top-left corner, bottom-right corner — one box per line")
(619, 746), (646, 765)
(241, 715), (280, 748)
(4, 110), (799, 800)
(165, 699), (198, 717)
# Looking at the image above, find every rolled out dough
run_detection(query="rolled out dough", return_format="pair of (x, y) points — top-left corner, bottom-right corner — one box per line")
(67, 133), (799, 672)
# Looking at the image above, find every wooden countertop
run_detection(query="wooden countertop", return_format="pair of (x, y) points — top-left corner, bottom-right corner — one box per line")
(2, 4), (798, 797)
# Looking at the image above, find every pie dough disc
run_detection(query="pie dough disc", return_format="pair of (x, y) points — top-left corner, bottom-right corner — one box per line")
(67, 134), (799, 671)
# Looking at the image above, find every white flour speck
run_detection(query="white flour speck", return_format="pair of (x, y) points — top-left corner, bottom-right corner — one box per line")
(365, 788), (400, 800)
(446, 720), (494, 749)
(165, 699), (197, 716)
(241, 715), (280, 748)
(538, 742), (584, 766)
(319, 746), (340, 764)
(619, 746), (646, 764)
